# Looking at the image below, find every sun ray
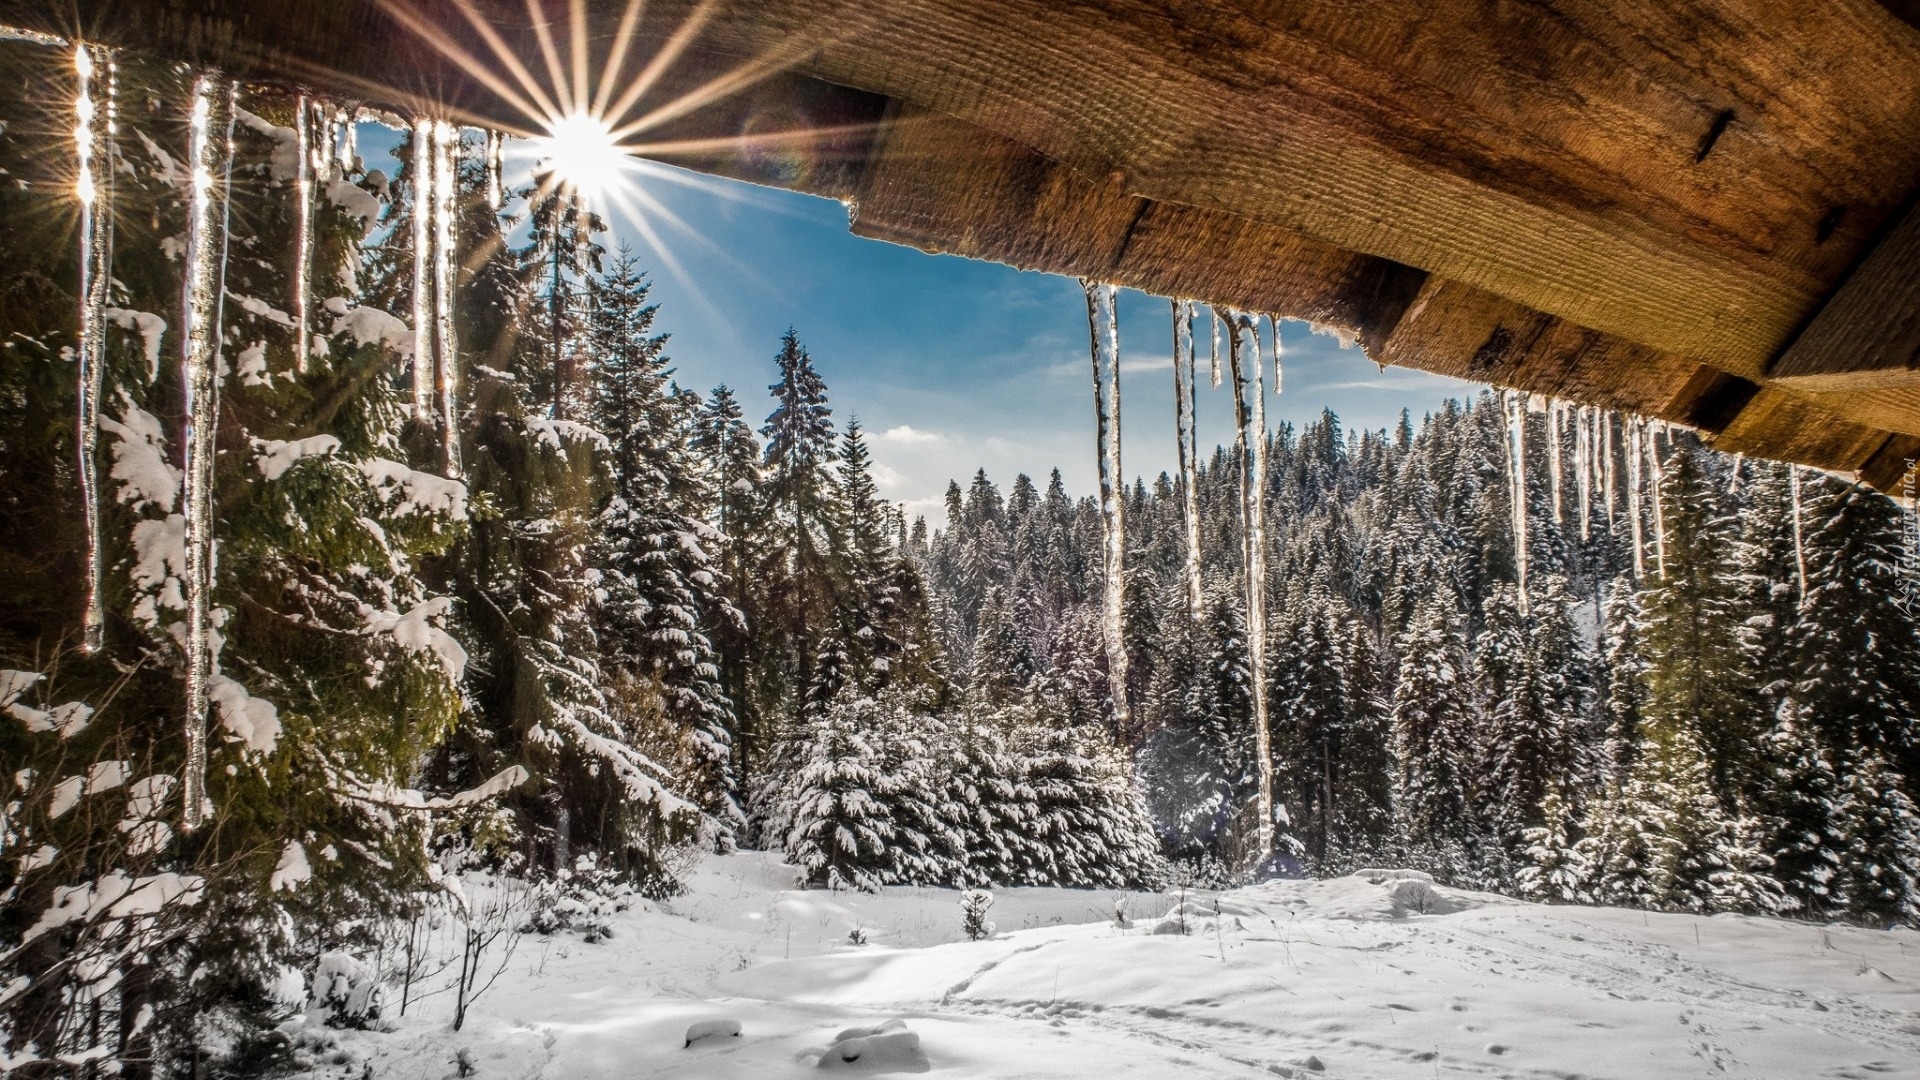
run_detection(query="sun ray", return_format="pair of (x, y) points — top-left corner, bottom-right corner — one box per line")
(524, 0), (574, 116)
(441, 0), (564, 121)
(367, 0), (550, 124)
(601, 0), (722, 131)
(590, 0), (650, 119)
(568, 0), (590, 124)
(621, 120), (884, 162)
(610, 39), (814, 141)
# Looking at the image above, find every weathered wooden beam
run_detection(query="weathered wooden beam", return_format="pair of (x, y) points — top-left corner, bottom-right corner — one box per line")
(15, 1), (1920, 376)
(7, 1), (1920, 488)
(1770, 198), (1920, 391)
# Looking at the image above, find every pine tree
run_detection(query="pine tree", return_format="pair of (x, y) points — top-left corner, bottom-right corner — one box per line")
(1639, 440), (1760, 803)
(1017, 677), (1166, 889)
(1390, 591), (1474, 850)
(0, 78), (465, 1064)
(779, 694), (893, 891)
(1788, 478), (1920, 780)
(1827, 750), (1920, 927)
(588, 248), (739, 841)
(1516, 789), (1589, 903)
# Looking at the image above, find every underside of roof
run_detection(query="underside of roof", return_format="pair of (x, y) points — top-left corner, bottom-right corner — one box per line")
(8, 0), (1920, 489)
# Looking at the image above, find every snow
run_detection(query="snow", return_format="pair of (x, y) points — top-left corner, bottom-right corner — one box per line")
(7, 699), (93, 738)
(254, 434), (342, 480)
(233, 107), (299, 181)
(330, 304), (413, 357)
(20, 871), (202, 946)
(293, 851), (1920, 1079)
(359, 457), (468, 518)
(104, 308), (166, 380)
(100, 406), (180, 512)
(209, 673), (281, 754)
(362, 596), (468, 680)
(526, 416), (612, 452)
(272, 841), (312, 891)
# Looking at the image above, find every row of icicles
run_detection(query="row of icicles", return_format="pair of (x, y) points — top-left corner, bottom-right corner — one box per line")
(64, 44), (505, 828)
(1077, 284), (1811, 864)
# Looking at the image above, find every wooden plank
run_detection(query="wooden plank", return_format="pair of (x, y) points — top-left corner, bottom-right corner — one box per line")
(1770, 198), (1920, 391)
(655, 0), (1920, 373)
(1706, 388), (1896, 474)
(14, 0), (1920, 375)
(1374, 277), (1703, 418)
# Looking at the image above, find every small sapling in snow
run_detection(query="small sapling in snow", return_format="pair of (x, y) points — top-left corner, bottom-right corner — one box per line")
(961, 888), (996, 940)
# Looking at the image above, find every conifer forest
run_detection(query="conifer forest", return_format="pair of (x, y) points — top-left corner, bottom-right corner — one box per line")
(4, 33), (1920, 1080)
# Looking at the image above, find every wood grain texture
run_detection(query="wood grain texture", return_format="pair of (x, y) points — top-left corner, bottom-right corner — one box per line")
(6, 0), (1920, 484)
(1771, 198), (1920, 390)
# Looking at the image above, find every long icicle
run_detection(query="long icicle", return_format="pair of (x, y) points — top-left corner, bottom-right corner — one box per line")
(1172, 300), (1203, 622)
(180, 76), (235, 830)
(432, 121), (462, 477)
(1648, 420), (1667, 578)
(1208, 304), (1222, 388)
(1267, 314), (1284, 396)
(1083, 281), (1130, 741)
(1790, 464), (1807, 601)
(1625, 417), (1645, 579)
(1574, 404), (1591, 541)
(75, 43), (113, 653)
(339, 106), (357, 174)
(410, 117), (434, 420)
(485, 128), (504, 210)
(1601, 408), (1616, 529)
(1504, 390), (1530, 615)
(1226, 309), (1274, 866)
(292, 94), (313, 374)
(1547, 400), (1564, 525)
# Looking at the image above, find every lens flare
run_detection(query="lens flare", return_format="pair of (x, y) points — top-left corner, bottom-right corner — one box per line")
(536, 109), (626, 199)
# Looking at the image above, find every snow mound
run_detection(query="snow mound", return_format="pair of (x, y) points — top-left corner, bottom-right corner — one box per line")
(816, 1019), (929, 1073)
(684, 1017), (741, 1047)
(1351, 867), (1433, 885)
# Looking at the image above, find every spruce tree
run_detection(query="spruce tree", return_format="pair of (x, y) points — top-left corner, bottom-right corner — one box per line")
(1390, 591), (1474, 851)
(1787, 479), (1920, 780)
(588, 248), (739, 840)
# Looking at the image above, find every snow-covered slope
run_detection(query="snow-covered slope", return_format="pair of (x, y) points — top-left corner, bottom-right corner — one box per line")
(312, 853), (1920, 1079)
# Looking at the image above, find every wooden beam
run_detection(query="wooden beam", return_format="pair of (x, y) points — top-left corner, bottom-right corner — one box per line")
(1770, 198), (1920, 391)
(13, 0), (1920, 376)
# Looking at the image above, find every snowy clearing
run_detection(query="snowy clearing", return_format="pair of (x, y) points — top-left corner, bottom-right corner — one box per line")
(301, 853), (1920, 1080)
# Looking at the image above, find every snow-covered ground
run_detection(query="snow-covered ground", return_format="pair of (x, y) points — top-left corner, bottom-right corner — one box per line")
(308, 853), (1920, 1079)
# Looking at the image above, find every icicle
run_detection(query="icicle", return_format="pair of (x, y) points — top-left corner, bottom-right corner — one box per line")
(1625, 418), (1645, 579)
(1225, 309), (1274, 864)
(74, 44), (113, 653)
(291, 94), (313, 374)
(1547, 400), (1564, 525)
(1267, 314), (1284, 396)
(339, 107), (357, 174)
(1647, 421), (1667, 578)
(1790, 464), (1807, 601)
(1601, 409), (1617, 528)
(179, 76), (236, 831)
(432, 121), (462, 477)
(1172, 300), (1203, 623)
(1208, 304), (1222, 388)
(410, 117), (433, 420)
(485, 128), (504, 210)
(1574, 405), (1592, 541)
(1082, 281), (1130, 740)
(1504, 390), (1530, 615)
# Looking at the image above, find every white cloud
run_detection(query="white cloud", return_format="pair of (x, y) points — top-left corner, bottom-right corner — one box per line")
(878, 425), (942, 445)
(870, 461), (906, 489)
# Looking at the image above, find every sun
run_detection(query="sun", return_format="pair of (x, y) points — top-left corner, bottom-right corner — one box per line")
(535, 110), (626, 200)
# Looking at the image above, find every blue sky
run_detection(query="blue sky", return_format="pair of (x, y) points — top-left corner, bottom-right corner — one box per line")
(602, 162), (1484, 524)
(371, 127), (1478, 524)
